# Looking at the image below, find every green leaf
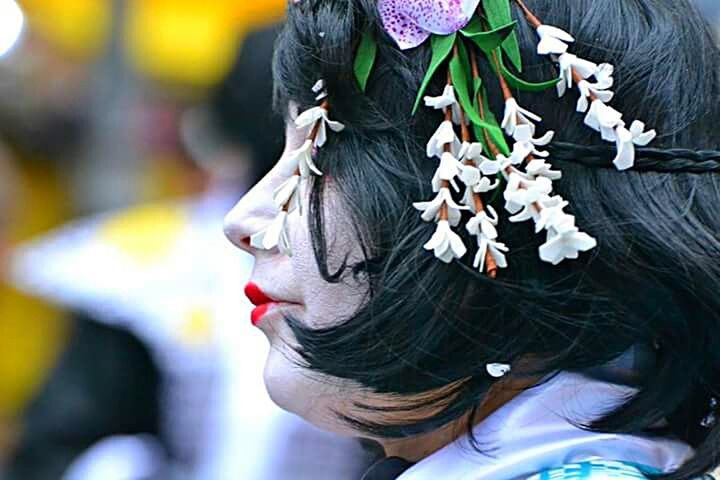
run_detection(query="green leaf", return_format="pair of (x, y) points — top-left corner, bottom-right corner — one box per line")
(472, 76), (483, 103)
(450, 40), (483, 125)
(495, 50), (559, 92)
(413, 33), (457, 115)
(354, 30), (378, 92)
(472, 86), (510, 156)
(461, 19), (518, 54)
(473, 121), (510, 157)
(482, 0), (522, 72)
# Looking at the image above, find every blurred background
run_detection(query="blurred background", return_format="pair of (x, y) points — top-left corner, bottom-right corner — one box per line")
(0, 1), (716, 479)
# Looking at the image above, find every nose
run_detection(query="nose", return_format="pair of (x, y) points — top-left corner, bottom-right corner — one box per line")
(223, 175), (279, 254)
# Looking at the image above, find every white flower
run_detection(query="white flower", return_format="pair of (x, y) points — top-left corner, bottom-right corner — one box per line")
(289, 139), (323, 178)
(539, 214), (597, 265)
(461, 176), (501, 212)
(512, 124), (555, 158)
(432, 152), (464, 192)
(311, 79), (326, 93)
(459, 159), (501, 213)
(557, 53), (598, 97)
(525, 159), (562, 181)
(295, 106), (345, 148)
(273, 174), (302, 214)
(584, 100), (624, 141)
(478, 155), (509, 176)
(413, 187), (469, 227)
(501, 98), (542, 137)
(458, 142), (487, 163)
(504, 174), (553, 222)
(427, 120), (462, 158)
(424, 85), (465, 125)
(250, 210), (292, 256)
(423, 220), (467, 263)
(459, 164), (481, 187)
(533, 195), (570, 233)
(424, 84), (456, 109)
(466, 206), (500, 240)
(612, 120), (657, 170)
(536, 24), (575, 55)
(508, 141), (533, 166)
(594, 63), (615, 88)
(486, 363), (512, 378)
(576, 79), (615, 113)
(474, 235), (509, 272)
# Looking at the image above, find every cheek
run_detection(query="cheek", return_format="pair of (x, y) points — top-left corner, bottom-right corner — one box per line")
(287, 191), (370, 329)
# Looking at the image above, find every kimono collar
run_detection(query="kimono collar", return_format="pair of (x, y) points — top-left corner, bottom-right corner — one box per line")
(396, 371), (693, 480)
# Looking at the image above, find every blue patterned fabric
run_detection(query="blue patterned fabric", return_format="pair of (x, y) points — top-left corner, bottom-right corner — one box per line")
(526, 460), (660, 480)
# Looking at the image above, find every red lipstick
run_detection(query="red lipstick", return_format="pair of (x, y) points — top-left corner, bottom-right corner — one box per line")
(244, 282), (275, 326)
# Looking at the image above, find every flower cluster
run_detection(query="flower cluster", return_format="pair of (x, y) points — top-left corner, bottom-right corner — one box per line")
(414, 83), (511, 274)
(534, 24), (657, 170)
(250, 80), (345, 256)
(413, 103), (469, 263)
(498, 81), (597, 265)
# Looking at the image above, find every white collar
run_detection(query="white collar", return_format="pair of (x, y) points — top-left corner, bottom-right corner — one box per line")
(398, 372), (693, 480)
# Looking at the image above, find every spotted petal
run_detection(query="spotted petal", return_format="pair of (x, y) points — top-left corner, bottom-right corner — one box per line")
(378, 0), (481, 50)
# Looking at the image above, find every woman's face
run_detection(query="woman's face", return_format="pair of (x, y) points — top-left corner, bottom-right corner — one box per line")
(223, 104), (370, 434)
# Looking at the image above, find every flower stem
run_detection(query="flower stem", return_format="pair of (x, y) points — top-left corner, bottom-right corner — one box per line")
(490, 49), (538, 166)
(439, 89), (453, 222)
(514, 0), (598, 102)
(471, 53), (501, 159)
(486, 46), (544, 230)
(491, 49), (513, 102)
(457, 57), (498, 278)
(513, 0), (542, 29)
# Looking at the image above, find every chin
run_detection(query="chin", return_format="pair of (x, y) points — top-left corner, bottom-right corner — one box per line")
(262, 349), (354, 436)
(262, 346), (311, 415)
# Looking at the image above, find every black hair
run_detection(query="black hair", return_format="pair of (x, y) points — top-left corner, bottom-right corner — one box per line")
(271, 1), (720, 478)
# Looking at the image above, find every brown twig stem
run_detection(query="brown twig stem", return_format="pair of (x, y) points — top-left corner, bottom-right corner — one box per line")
(513, 0), (597, 102)
(470, 54), (501, 159)
(457, 105), (498, 278)
(513, 0), (542, 29)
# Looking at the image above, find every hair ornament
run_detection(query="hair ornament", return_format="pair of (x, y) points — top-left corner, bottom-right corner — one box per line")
(250, 80), (345, 256)
(512, 1), (658, 170)
(486, 362), (512, 378)
(354, 0), (665, 275)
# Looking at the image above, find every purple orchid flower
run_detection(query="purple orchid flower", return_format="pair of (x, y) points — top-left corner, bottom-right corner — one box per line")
(378, 0), (481, 50)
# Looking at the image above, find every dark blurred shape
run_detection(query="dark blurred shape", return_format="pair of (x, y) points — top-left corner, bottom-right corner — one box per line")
(208, 24), (285, 183)
(0, 315), (160, 480)
(2, 22), (287, 480)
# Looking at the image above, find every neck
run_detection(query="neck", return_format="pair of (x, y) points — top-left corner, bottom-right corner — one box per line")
(378, 377), (536, 463)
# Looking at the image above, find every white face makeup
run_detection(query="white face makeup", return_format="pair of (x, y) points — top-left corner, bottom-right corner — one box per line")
(223, 103), (370, 434)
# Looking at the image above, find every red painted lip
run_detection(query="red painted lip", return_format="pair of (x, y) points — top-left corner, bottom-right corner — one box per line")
(244, 282), (275, 307)
(245, 282), (278, 326)
(251, 304), (270, 326)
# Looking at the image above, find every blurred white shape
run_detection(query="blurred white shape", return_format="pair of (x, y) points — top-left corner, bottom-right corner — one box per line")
(62, 435), (165, 480)
(0, 0), (23, 58)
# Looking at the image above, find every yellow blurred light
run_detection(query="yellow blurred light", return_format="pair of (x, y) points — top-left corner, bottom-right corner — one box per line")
(127, 1), (240, 88)
(0, 0), (24, 58)
(99, 204), (189, 265)
(127, 0), (287, 88)
(18, 0), (110, 59)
